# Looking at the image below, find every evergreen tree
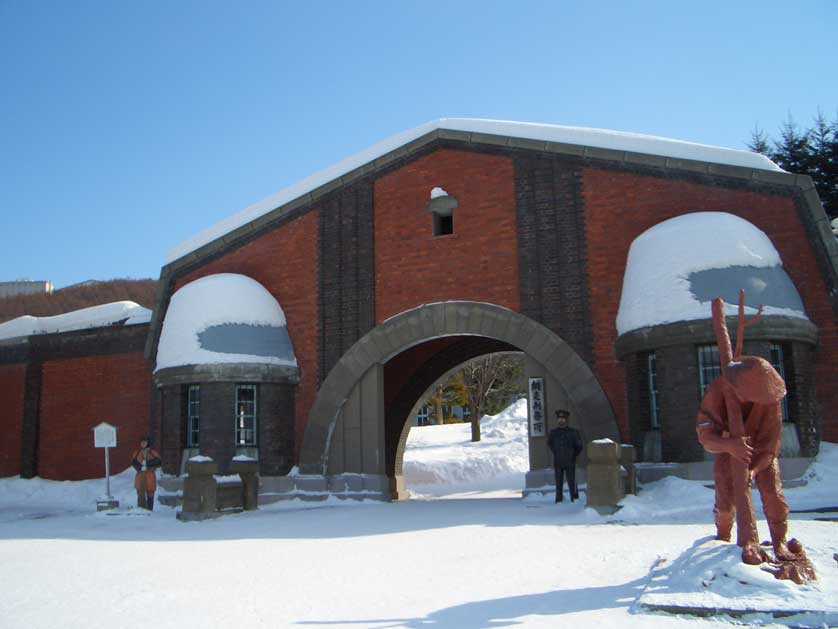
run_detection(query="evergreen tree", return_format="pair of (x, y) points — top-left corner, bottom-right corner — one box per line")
(748, 111), (838, 220)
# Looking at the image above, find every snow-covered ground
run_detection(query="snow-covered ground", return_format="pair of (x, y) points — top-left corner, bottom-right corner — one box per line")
(1, 401), (836, 629)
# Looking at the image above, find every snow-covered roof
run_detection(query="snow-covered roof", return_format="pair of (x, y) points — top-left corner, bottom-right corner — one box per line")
(616, 212), (808, 335)
(155, 273), (297, 371)
(0, 301), (151, 342)
(165, 118), (781, 265)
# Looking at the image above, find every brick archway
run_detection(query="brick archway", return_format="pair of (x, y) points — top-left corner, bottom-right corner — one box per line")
(299, 301), (618, 477)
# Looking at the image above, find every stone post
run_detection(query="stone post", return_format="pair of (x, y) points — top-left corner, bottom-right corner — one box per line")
(177, 458), (220, 521)
(620, 444), (637, 496)
(586, 439), (624, 514)
(230, 458), (260, 511)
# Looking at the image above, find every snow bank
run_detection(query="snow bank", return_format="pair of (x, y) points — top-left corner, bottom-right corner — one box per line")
(155, 273), (297, 371)
(0, 301), (151, 341)
(0, 467), (149, 513)
(616, 212), (808, 335)
(166, 119), (781, 264)
(403, 398), (529, 488)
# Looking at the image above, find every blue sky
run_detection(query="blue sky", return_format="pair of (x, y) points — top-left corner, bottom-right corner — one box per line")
(2, 1), (837, 288)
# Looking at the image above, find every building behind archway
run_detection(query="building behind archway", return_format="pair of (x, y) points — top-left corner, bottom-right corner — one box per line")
(2, 119), (836, 493)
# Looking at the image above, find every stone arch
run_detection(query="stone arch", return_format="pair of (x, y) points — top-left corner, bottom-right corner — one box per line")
(299, 301), (618, 477)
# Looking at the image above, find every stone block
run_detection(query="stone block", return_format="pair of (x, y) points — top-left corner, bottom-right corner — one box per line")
(186, 460), (218, 477)
(294, 475), (328, 493)
(182, 475), (217, 514)
(620, 444), (637, 496)
(586, 439), (624, 513)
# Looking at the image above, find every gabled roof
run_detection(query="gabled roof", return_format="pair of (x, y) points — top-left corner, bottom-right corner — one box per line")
(165, 118), (783, 267)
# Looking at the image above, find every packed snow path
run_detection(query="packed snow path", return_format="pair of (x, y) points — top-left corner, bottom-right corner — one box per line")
(1, 402), (836, 628)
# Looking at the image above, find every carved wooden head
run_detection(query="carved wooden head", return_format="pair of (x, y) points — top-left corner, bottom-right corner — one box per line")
(712, 289), (786, 405)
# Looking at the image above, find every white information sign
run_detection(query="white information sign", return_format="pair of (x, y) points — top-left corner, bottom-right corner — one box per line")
(528, 377), (546, 437)
(94, 422), (117, 448)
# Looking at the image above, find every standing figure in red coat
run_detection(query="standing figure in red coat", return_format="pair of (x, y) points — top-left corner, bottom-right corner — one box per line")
(132, 436), (162, 511)
(696, 291), (814, 582)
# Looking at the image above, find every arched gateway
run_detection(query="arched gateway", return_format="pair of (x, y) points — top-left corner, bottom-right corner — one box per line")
(298, 301), (618, 499)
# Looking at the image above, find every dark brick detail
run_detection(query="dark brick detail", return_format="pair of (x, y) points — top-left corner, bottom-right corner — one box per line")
(160, 381), (295, 476)
(160, 385), (185, 475)
(1, 324), (149, 365)
(383, 336), (516, 477)
(793, 195), (838, 313)
(318, 180), (376, 383)
(258, 383), (295, 476)
(787, 342), (819, 457)
(514, 155), (592, 365)
(624, 351), (653, 455)
(0, 365), (25, 477)
(20, 361), (42, 479)
(654, 344), (703, 462)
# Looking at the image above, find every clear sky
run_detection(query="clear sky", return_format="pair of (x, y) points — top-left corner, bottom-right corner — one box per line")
(2, 1), (836, 288)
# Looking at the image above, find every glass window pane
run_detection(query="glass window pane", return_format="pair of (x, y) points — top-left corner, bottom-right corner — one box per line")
(235, 385), (257, 446)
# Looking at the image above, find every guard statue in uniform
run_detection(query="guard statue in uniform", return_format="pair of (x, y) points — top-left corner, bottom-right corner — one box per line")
(548, 409), (583, 503)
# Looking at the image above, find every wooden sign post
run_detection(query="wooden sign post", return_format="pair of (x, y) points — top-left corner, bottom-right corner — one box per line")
(93, 422), (119, 511)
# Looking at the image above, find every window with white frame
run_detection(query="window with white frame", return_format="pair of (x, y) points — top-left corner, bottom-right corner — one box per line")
(647, 352), (660, 429)
(697, 344), (722, 397)
(769, 343), (791, 422)
(235, 384), (257, 446)
(187, 385), (200, 447)
(416, 406), (430, 426)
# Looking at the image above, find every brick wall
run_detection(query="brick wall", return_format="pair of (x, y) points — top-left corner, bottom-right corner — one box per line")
(318, 181), (376, 382)
(38, 352), (151, 480)
(173, 211), (319, 454)
(514, 155), (592, 364)
(583, 167), (838, 443)
(374, 149), (521, 322)
(0, 364), (25, 476)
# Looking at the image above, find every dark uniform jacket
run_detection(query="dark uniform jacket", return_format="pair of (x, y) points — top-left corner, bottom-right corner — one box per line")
(548, 426), (583, 468)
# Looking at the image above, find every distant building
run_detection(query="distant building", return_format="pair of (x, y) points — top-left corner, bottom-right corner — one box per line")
(0, 280), (54, 298)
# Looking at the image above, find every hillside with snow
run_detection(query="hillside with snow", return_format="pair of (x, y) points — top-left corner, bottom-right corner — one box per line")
(1, 401), (836, 629)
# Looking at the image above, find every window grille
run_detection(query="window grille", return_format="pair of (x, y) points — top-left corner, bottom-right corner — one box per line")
(417, 406), (430, 426)
(697, 344), (722, 397)
(235, 384), (257, 446)
(187, 385), (200, 447)
(647, 352), (660, 429)
(769, 343), (791, 422)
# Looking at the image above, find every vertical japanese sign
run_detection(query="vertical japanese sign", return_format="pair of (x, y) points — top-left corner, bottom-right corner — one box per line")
(528, 377), (546, 437)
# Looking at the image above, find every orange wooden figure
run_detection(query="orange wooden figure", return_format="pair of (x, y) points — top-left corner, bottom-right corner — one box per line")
(695, 290), (815, 583)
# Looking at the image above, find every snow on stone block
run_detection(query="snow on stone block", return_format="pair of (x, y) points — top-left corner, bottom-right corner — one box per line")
(165, 119), (781, 264)
(189, 455), (213, 462)
(0, 301), (151, 341)
(592, 438), (616, 444)
(616, 212), (808, 335)
(232, 455), (257, 462)
(155, 273), (297, 371)
(430, 186), (448, 199)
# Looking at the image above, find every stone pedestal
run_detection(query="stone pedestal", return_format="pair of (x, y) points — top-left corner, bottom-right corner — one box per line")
(230, 459), (259, 511)
(388, 475), (408, 501)
(620, 444), (637, 496)
(586, 439), (624, 514)
(178, 459), (221, 521)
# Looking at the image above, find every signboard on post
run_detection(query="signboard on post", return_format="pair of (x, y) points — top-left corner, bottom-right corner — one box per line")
(528, 377), (546, 437)
(93, 422), (119, 511)
(94, 422), (117, 449)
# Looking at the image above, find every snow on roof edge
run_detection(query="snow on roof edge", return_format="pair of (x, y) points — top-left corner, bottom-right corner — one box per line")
(165, 118), (782, 265)
(0, 301), (152, 342)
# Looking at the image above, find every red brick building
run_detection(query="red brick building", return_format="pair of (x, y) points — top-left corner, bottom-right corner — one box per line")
(2, 120), (836, 498)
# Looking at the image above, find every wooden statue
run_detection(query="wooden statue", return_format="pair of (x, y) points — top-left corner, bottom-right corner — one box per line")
(696, 290), (815, 583)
